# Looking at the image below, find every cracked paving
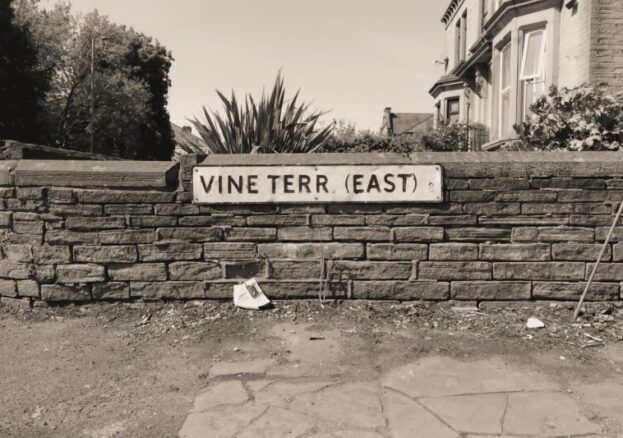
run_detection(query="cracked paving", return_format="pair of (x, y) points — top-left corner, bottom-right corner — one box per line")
(178, 323), (623, 438)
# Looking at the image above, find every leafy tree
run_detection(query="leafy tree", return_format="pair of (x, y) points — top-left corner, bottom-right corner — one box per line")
(11, 2), (175, 159)
(0, 0), (49, 142)
(191, 74), (333, 154)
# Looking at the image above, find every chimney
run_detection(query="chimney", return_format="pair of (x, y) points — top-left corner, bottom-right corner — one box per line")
(383, 107), (393, 136)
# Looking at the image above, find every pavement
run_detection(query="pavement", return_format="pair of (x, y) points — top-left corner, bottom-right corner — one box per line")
(178, 322), (623, 438)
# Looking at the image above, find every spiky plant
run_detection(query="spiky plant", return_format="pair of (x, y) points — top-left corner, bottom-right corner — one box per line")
(191, 74), (333, 154)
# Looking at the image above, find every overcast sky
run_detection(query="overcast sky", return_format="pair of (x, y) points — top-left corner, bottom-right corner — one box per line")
(41, 0), (447, 131)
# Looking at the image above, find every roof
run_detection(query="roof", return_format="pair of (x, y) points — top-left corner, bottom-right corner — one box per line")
(441, 0), (464, 25)
(171, 123), (210, 155)
(390, 113), (434, 135)
(429, 74), (464, 97)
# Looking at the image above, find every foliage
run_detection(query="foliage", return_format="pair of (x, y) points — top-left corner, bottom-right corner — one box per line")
(11, 1), (175, 160)
(191, 74), (333, 154)
(0, 0), (49, 142)
(513, 84), (623, 151)
(319, 120), (424, 154)
(421, 122), (488, 152)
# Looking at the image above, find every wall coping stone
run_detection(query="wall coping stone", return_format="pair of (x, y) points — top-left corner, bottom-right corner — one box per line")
(14, 160), (179, 188)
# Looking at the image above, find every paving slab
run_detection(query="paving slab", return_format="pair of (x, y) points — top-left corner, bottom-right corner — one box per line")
(503, 391), (602, 436)
(236, 406), (316, 438)
(178, 403), (267, 438)
(209, 359), (276, 377)
(191, 381), (248, 413)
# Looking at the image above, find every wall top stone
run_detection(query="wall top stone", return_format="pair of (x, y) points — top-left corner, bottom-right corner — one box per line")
(14, 160), (179, 188)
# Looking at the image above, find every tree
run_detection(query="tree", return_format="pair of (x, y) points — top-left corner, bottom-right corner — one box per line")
(0, 0), (49, 142)
(11, 2), (175, 160)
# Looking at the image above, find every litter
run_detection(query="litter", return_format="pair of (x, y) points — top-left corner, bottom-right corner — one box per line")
(233, 278), (271, 310)
(526, 317), (545, 329)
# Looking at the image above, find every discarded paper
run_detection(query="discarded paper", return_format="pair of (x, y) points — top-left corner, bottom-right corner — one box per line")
(233, 278), (271, 310)
(526, 317), (545, 329)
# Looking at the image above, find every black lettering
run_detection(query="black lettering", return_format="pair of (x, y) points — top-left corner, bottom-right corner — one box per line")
(317, 175), (329, 193)
(299, 174), (311, 193)
(248, 175), (258, 194)
(367, 174), (381, 192)
(200, 175), (215, 193)
(284, 174), (295, 193)
(353, 174), (364, 194)
(398, 174), (410, 192)
(384, 173), (395, 192)
(267, 175), (280, 194)
(228, 175), (243, 193)
(218, 174), (222, 193)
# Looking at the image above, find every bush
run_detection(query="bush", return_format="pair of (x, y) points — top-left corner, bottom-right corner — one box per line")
(319, 121), (425, 154)
(421, 122), (488, 151)
(514, 84), (623, 151)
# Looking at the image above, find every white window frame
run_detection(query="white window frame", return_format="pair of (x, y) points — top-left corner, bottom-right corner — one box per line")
(499, 42), (511, 138)
(520, 29), (547, 120)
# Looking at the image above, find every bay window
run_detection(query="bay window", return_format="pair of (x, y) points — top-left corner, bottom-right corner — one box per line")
(520, 29), (546, 121)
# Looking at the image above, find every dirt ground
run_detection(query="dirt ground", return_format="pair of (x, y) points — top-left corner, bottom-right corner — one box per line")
(1, 298), (622, 437)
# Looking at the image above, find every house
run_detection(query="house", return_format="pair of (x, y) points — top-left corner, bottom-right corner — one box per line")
(429, 0), (623, 148)
(380, 108), (434, 136)
(171, 123), (209, 157)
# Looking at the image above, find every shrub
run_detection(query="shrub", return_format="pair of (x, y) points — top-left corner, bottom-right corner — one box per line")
(421, 122), (488, 151)
(514, 84), (623, 151)
(319, 121), (425, 154)
(191, 74), (333, 154)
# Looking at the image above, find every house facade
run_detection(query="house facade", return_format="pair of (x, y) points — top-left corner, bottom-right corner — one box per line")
(380, 108), (434, 136)
(430, 0), (623, 147)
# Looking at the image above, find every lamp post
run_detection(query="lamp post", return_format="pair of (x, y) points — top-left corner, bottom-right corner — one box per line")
(89, 35), (108, 154)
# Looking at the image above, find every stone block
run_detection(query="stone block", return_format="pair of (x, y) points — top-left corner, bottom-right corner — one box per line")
(17, 280), (39, 298)
(169, 261), (222, 280)
(595, 227), (623, 242)
(57, 264), (105, 283)
(367, 243), (427, 260)
(154, 204), (199, 216)
(537, 227), (594, 242)
(0, 212), (11, 227)
(0, 188), (15, 198)
(521, 203), (573, 215)
(554, 243), (611, 261)
(450, 191), (495, 203)
(586, 263), (623, 281)
(327, 261), (412, 280)
(225, 227), (278, 241)
(92, 282), (130, 300)
(99, 230), (155, 244)
(2, 243), (33, 262)
(13, 220), (43, 235)
(386, 204), (462, 215)
(107, 263), (167, 281)
(428, 215), (478, 226)
(479, 244), (551, 261)
(447, 179), (469, 190)
(532, 178), (606, 190)
(75, 189), (175, 204)
(352, 281), (449, 300)
(222, 260), (268, 279)
(494, 191), (557, 202)
(327, 204), (383, 214)
(49, 204), (103, 216)
(0, 279), (17, 297)
(16, 187), (44, 200)
(462, 203), (521, 215)
(204, 242), (257, 260)
(451, 281), (531, 300)
(0, 262), (33, 279)
(74, 245), (137, 263)
(41, 284), (91, 302)
(493, 262), (585, 281)
(2, 233), (42, 245)
(138, 243), (203, 261)
(66, 216), (126, 231)
(246, 215), (308, 226)
(268, 260), (321, 279)
(279, 205), (326, 214)
(130, 281), (204, 300)
(444, 228), (510, 242)
(557, 190), (607, 202)
(45, 230), (98, 245)
(511, 227), (539, 242)
(5, 199), (45, 212)
(312, 215), (365, 226)
(570, 215), (617, 226)
(257, 243), (363, 260)
(418, 262), (492, 280)
(104, 204), (153, 215)
(469, 178), (530, 190)
(533, 282), (618, 301)
(48, 188), (75, 204)
(156, 227), (222, 242)
(429, 243), (478, 260)
(199, 204), (277, 215)
(393, 227), (444, 242)
(277, 227), (331, 241)
(334, 227), (390, 242)
(129, 215), (177, 227)
(13, 212), (40, 221)
(178, 216), (246, 227)
(34, 265), (55, 283)
(478, 216), (569, 226)
(33, 245), (72, 264)
(364, 215), (427, 226)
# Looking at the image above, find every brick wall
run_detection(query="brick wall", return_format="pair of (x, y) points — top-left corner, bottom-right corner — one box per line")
(591, 0), (623, 89)
(1, 153), (623, 305)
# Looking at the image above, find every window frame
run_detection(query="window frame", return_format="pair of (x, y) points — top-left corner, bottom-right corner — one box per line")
(446, 97), (461, 124)
(519, 28), (547, 121)
(498, 41), (512, 137)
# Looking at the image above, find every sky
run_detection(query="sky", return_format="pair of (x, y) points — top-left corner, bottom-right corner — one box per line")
(41, 0), (448, 131)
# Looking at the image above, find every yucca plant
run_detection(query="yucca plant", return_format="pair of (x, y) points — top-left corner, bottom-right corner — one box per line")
(191, 74), (333, 154)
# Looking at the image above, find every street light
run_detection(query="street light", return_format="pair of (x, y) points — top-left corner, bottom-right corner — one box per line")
(89, 35), (109, 154)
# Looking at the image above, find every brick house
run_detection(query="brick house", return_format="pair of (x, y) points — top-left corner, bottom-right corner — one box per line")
(430, 0), (623, 148)
(380, 108), (434, 136)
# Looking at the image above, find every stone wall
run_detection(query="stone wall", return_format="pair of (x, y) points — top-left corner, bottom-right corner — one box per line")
(1, 152), (623, 305)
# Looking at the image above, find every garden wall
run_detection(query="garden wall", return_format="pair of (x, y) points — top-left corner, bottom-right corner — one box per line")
(1, 152), (623, 305)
